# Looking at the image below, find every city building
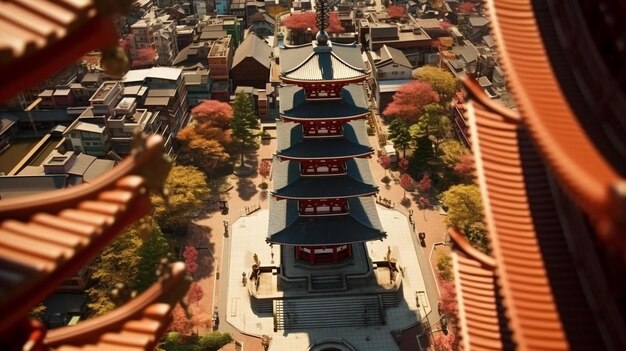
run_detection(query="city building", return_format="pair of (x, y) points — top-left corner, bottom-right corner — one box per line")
(129, 7), (179, 66)
(231, 34), (271, 89)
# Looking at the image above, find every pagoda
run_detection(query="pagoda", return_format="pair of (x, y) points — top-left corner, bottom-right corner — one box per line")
(268, 0), (385, 265)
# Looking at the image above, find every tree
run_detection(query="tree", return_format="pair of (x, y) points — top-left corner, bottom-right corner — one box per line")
(386, 5), (407, 19)
(152, 165), (210, 232)
(177, 129), (230, 175)
(417, 174), (432, 194)
(168, 306), (194, 335)
(408, 136), (435, 177)
(453, 154), (475, 182)
(432, 333), (456, 351)
(412, 66), (458, 103)
(230, 92), (260, 167)
(439, 139), (468, 169)
(409, 103), (451, 155)
(191, 100), (233, 129)
(418, 196), (430, 209)
(281, 11), (344, 34)
(436, 251), (453, 281)
(183, 245), (199, 276)
(135, 222), (173, 292)
(187, 283), (204, 305)
(458, 1), (475, 13)
(439, 184), (488, 252)
(383, 81), (439, 123)
(197, 331), (234, 351)
(379, 154), (391, 173)
(87, 228), (142, 316)
(258, 160), (271, 187)
(388, 119), (412, 158)
(132, 47), (157, 68)
(399, 173), (415, 199)
(399, 158), (409, 171)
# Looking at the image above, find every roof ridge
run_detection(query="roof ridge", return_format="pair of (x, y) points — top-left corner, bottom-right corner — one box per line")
(449, 227), (496, 268)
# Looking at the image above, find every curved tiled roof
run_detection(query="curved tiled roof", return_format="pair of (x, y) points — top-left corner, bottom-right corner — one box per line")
(276, 120), (373, 160)
(0, 135), (171, 338)
(267, 197), (385, 245)
(272, 158), (377, 199)
(449, 228), (515, 351)
(466, 93), (606, 349)
(484, 0), (626, 253)
(45, 262), (190, 351)
(282, 51), (367, 83)
(280, 86), (369, 121)
(0, 0), (125, 102)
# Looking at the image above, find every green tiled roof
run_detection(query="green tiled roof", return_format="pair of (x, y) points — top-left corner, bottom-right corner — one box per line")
(272, 158), (377, 199)
(279, 85), (369, 120)
(267, 197), (386, 245)
(276, 120), (373, 159)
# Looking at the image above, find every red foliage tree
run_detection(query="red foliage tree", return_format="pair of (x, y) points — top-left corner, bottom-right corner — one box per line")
(132, 47), (156, 68)
(386, 5), (407, 19)
(187, 282), (204, 305)
(457, 1), (475, 13)
(258, 160), (271, 184)
(439, 280), (457, 318)
(281, 12), (344, 34)
(400, 173), (415, 199)
(432, 333), (456, 351)
(453, 154), (474, 181)
(419, 196), (430, 209)
(417, 174), (432, 194)
(191, 100), (233, 129)
(379, 154), (391, 173)
(183, 245), (199, 275)
(383, 81), (440, 123)
(169, 305), (193, 335)
(399, 158), (409, 170)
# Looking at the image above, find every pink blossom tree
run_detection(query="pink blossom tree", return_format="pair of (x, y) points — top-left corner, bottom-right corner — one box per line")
(417, 175), (432, 194)
(258, 160), (271, 188)
(183, 245), (199, 276)
(132, 47), (156, 68)
(399, 173), (415, 199)
(281, 12), (344, 34)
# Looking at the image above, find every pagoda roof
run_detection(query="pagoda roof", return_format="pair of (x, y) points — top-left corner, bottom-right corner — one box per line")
(279, 85), (369, 120)
(279, 41), (366, 77)
(272, 158), (377, 199)
(282, 49), (367, 82)
(267, 197), (385, 245)
(276, 120), (373, 159)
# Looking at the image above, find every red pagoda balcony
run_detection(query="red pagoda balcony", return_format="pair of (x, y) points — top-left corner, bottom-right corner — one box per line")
(299, 198), (348, 216)
(300, 159), (346, 176)
(302, 120), (343, 137)
(295, 244), (352, 264)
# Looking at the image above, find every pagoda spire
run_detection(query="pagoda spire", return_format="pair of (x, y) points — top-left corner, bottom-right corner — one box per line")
(315, 0), (330, 45)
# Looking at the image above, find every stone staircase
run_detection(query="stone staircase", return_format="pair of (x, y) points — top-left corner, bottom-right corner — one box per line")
(381, 290), (401, 308)
(273, 295), (385, 331)
(310, 274), (345, 291)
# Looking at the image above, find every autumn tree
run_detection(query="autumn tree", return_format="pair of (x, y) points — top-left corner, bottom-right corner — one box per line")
(383, 81), (439, 124)
(387, 119), (412, 158)
(132, 47), (157, 68)
(412, 66), (458, 103)
(457, 1), (476, 13)
(399, 158), (409, 171)
(178, 100), (233, 175)
(408, 136), (435, 177)
(187, 282), (204, 305)
(281, 11), (344, 34)
(152, 165), (210, 232)
(183, 245), (199, 276)
(258, 160), (271, 188)
(386, 4), (407, 19)
(417, 174), (432, 194)
(453, 154), (475, 182)
(409, 103), (452, 155)
(399, 173), (415, 199)
(135, 222), (173, 292)
(87, 228), (142, 316)
(439, 139), (467, 169)
(439, 184), (488, 252)
(230, 92), (260, 167)
(191, 99), (233, 129)
(168, 307), (194, 335)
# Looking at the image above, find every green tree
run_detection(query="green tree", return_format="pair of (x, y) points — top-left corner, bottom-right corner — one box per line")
(197, 331), (234, 351)
(135, 222), (173, 292)
(439, 139), (469, 169)
(387, 119), (412, 158)
(409, 103), (452, 156)
(87, 228), (142, 316)
(230, 92), (260, 167)
(412, 66), (458, 103)
(152, 165), (210, 233)
(408, 136), (434, 177)
(439, 184), (488, 252)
